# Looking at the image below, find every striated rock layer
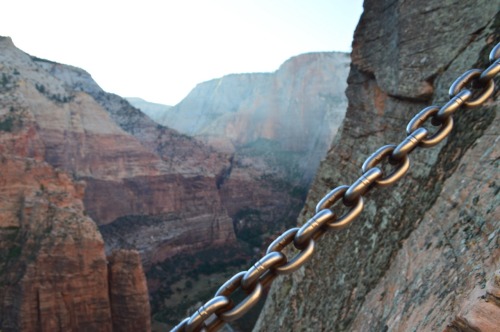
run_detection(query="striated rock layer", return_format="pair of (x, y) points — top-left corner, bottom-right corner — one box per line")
(0, 156), (149, 331)
(0, 42), (151, 330)
(155, 52), (349, 184)
(150, 53), (350, 249)
(0, 155), (111, 332)
(0, 36), (236, 269)
(255, 1), (499, 331)
(109, 250), (151, 332)
(2, 35), (340, 328)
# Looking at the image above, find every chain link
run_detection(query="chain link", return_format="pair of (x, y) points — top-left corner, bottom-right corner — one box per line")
(267, 227), (316, 274)
(410, 105), (455, 147)
(392, 127), (428, 159)
(362, 144), (410, 186)
(214, 271), (263, 323)
(171, 42), (500, 332)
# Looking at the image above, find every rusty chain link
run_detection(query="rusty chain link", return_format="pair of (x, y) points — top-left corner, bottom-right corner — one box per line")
(171, 42), (500, 332)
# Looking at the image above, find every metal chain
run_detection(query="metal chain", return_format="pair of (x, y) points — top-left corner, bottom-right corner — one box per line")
(171, 42), (500, 332)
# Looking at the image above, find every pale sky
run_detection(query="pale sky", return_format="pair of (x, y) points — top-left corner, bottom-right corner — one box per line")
(2, 0), (364, 105)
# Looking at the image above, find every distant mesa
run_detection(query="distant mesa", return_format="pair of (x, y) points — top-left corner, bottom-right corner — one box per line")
(126, 97), (172, 121)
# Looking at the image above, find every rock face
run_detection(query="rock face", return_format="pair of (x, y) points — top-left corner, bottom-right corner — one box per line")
(0, 35), (239, 330)
(108, 250), (151, 332)
(0, 155), (111, 332)
(0, 36), (236, 269)
(150, 53), (350, 250)
(255, 1), (499, 331)
(155, 52), (349, 184)
(1, 35), (346, 328)
(0, 129), (149, 330)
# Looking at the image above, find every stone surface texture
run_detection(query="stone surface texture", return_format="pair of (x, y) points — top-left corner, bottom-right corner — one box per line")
(254, 1), (499, 331)
(0, 153), (150, 331)
(108, 250), (151, 332)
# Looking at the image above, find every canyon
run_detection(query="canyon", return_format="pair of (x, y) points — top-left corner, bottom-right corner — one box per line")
(0, 35), (349, 330)
(149, 51), (349, 185)
(133, 53), (350, 255)
(5, 1), (496, 330)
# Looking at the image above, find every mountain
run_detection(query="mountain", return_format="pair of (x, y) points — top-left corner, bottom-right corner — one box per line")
(0, 36), (352, 329)
(255, 1), (499, 331)
(154, 52), (349, 184)
(0, 36), (238, 330)
(0, 37), (237, 267)
(125, 97), (172, 121)
(0, 37), (150, 330)
(148, 53), (350, 260)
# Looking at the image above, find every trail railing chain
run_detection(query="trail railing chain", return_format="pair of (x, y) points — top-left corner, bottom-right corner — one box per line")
(172, 42), (500, 332)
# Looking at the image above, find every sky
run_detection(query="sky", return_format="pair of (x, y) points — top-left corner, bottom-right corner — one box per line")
(2, 0), (364, 105)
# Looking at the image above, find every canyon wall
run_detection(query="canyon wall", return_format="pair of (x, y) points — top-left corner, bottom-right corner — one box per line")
(154, 52), (350, 185)
(0, 66), (150, 330)
(255, 0), (499, 331)
(0, 35), (235, 330)
(0, 37), (236, 270)
(143, 53), (350, 251)
(0, 35), (351, 329)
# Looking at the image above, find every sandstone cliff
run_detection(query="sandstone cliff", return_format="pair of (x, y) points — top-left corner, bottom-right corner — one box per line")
(0, 35), (240, 330)
(1, 34), (328, 328)
(0, 155), (111, 332)
(255, 1), (499, 331)
(0, 87), (149, 330)
(108, 250), (151, 332)
(0, 161), (150, 331)
(30, 42), (313, 268)
(148, 53), (350, 252)
(0, 36), (236, 270)
(155, 52), (349, 185)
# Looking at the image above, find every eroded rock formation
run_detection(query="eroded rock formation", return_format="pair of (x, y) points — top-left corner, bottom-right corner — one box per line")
(0, 140), (149, 331)
(255, 1), (499, 331)
(0, 156), (112, 332)
(147, 53), (350, 251)
(0, 36), (236, 270)
(0, 34), (349, 329)
(108, 250), (151, 332)
(154, 52), (349, 184)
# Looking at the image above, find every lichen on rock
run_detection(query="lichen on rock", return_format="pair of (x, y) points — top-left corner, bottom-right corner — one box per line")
(254, 1), (499, 331)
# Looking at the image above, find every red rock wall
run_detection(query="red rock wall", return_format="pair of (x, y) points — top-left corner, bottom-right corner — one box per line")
(0, 156), (113, 331)
(0, 37), (151, 331)
(109, 250), (151, 332)
(0, 145), (151, 332)
(0, 37), (237, 271)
